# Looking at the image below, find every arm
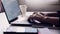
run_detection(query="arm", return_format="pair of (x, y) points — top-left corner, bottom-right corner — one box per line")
(44, 17), (59, 25)
(40, 12), (58, 17)
(33, 13), (59, 25)
(28, 12), (59, 25)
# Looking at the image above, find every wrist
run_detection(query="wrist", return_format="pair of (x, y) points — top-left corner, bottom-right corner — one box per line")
(44, 16), (48, 20)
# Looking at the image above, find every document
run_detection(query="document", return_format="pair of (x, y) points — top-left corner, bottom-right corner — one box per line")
(38, 28), (52, 34)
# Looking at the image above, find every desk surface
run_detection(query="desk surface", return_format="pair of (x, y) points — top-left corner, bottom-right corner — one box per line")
(2, 12), (59, 34)
(5, 26), (37, 32)
(11, 12), (57, 24)
(11, 12), (33, 24)
(4, 26), (60, 34)
(11, 12), (59, 27)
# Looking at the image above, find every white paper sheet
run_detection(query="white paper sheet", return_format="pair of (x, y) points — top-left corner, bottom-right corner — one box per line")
(38, 28), (53, 34)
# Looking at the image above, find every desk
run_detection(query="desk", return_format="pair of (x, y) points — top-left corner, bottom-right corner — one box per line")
(0, 12), (10, 34)
(4, 26), (38, 34)
(11, 12), (58, 28)
(4, 26), (60, 34)
(3, 12), (60, 34)
(11, 12), (57, 24)
(11, 12), (34, 26)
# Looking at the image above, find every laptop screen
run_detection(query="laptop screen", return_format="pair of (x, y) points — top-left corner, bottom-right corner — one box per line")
(1, 0), (21, 21)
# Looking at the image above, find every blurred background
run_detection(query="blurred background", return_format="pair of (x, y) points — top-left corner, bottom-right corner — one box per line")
(18, 0), (60, 12)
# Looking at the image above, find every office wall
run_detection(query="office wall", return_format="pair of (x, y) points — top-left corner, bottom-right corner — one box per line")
(18, 0), (60, 12)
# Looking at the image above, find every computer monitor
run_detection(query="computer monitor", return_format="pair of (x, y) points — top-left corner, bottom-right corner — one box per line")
(1, 0), (21, 23)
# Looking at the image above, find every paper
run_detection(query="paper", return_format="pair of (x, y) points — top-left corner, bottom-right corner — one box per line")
(38, 28), (52, 34)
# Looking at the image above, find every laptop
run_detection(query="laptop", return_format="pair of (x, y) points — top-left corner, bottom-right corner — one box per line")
(1, 0), (32, 27)
(1, 0), (21, 24)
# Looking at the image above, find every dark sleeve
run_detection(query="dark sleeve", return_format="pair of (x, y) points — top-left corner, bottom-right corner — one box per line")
(57, 11), (60, 15)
